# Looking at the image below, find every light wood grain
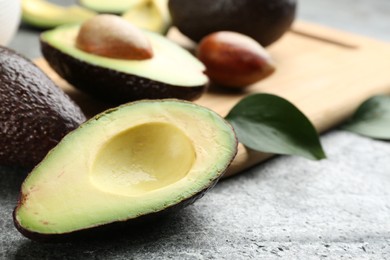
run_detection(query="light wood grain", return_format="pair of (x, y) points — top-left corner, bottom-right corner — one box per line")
(35, 21), (390, 178)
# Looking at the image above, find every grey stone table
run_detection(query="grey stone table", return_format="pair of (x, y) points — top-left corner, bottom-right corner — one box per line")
(2, 0), (390, 259)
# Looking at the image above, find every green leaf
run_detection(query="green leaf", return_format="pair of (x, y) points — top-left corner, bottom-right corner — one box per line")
(342, 95), (390, 139)
(225, 93), (326, 160)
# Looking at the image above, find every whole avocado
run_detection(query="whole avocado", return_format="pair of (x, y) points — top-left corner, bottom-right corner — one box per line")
(168, 0), (297, 46)
(0, 46), (86, 168)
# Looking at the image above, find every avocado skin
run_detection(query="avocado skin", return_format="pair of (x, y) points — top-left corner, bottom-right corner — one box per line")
(41, 40), (206, 104)
(13, 173), (222, 242)
(168, 0), (297, 46)
(0, 46), (86, 168)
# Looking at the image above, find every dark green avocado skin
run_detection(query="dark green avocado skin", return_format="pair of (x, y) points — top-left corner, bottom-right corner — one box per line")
(40, 40), (207, 104)
(0, 46), (86, 168)
(169, 0), (297, 46)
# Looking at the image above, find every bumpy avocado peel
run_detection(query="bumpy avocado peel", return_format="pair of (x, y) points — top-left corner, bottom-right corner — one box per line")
(0, 46), (86, 168)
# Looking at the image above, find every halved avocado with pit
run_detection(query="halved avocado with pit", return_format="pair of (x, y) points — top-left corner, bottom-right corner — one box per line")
(40, 24), (208, 103)
(14, 100), (237, 241)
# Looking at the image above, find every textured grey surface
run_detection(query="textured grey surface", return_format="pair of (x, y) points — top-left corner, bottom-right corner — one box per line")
(2, 0), (390, 259)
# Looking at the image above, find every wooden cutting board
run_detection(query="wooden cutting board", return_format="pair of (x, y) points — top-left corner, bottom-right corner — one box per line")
(35, 21), (390, 178)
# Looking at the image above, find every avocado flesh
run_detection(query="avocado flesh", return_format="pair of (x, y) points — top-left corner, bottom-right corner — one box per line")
(41, 24), (208, 103)
(79, 0), (149, 14)
(14, 100), (237, 239)
(22, 0), (96, 29)
(122, 0), (171, 34)
(0, 46), (86, 168)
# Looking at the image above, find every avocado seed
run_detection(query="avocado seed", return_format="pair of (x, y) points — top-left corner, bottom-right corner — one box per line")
(197, 31), (276, 88)
(76, 14), (153, 60)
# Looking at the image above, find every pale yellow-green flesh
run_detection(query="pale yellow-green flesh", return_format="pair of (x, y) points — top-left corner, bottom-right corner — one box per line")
(41, 25), (207, 87)
(22, 0), (96, 28)
(16, 101), (236, 234)
(79, 0), (149, 13)
(91, 122), (195, 196)
(122, 0), (171, 34)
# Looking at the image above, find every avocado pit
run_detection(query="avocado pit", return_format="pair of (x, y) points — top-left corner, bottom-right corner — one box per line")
(197, 31), (276, 88)
(76, 14), (153, 60)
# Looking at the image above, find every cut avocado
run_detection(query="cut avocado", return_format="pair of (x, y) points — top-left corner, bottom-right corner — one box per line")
(122, 0), (171, 34)
(79, 0), (148, 14)
(14, 99), (237, 241)
(40, 23), (208, 103)
(22, 0), (96, 29)
(0, 46), (86, 168)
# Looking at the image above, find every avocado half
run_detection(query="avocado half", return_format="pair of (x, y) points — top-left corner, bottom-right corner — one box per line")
(22, 0), (96, 29)
(122, 0), (171, 34)
(40, 24), (208, 103)
(14, 100), (237, 241)
(79, 0), (148, 14)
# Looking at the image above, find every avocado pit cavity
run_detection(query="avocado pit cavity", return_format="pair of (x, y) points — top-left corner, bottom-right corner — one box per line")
(91, 122), (195, 196)
(76, 14), (153, 60)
